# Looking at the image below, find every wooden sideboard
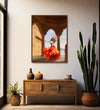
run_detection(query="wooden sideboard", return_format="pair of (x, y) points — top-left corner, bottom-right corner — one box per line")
(23, 79), (77, 105)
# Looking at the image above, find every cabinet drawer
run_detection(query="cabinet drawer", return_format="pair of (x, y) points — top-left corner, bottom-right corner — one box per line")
(24, 80), (76, 96)
(24, 82), (41, 94)
(43, 82), (58, 95)
(59, 82), (76, 95)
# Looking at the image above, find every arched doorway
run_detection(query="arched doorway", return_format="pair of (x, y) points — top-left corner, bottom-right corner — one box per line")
(44, 29), (57, 48)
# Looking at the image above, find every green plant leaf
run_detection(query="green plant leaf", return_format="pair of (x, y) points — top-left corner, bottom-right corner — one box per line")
(88, 39), (91, 67)
(18, 92), (23, 95)
(88, 69), (93, 92)
(83, 46), (87, 68)
(80, 43), (83, 56)
(91, 42), (96, 71)
(14, 82), (18, 91)
(92, 23), (97, 44)
(77, 51), (84, 73)
(9, 83), (13, 88)
(79, 32), (83, 47)
(93, 60), (98, 90)
(7, 92), (13, 97)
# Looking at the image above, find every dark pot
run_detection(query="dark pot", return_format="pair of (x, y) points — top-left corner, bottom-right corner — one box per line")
(81, 92), (99, 106)
(27, 68), (34, 79)
(10, 94), (21, 106)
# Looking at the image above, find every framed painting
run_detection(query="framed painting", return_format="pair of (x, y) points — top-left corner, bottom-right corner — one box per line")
(31, 15), (68, 63)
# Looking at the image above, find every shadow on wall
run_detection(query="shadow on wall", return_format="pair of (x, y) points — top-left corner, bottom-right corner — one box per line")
(27, 83), (83, 105)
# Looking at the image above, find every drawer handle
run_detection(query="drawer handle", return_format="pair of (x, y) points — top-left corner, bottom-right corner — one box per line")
(41, 84), (43, 92)
(57, 84), (60, 92)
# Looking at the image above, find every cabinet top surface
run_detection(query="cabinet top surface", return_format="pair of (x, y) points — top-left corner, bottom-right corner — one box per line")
(23, 79), (76, 82)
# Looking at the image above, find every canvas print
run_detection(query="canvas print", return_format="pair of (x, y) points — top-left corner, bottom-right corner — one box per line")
(32, 15), (68, 63)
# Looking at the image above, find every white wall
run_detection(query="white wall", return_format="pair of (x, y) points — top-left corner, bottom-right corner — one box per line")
(7, 0), (99, 104)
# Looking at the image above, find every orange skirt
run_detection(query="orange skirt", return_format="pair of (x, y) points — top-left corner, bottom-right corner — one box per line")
(43, 46), (60, 60)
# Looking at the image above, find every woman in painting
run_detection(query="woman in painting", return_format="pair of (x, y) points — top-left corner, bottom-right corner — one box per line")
(43, 36), (60, 60)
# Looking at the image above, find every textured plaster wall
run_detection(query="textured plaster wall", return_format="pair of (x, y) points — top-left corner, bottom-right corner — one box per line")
(7, 0), (99, 104)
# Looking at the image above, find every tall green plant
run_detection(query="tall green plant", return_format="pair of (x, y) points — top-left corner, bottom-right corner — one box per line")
(77, 23), (98, 92)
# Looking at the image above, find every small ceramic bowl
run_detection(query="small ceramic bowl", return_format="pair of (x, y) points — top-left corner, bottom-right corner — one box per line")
(65, 74), (72, 79)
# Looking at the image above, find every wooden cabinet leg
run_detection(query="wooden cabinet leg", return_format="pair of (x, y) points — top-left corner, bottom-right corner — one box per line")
(23, 94), (25, 105)
(75, 96), (77, 105)
(75, 82), (77, 105)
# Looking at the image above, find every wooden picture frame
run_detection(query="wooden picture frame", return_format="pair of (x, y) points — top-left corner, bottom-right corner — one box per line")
(31, 15), (68, 63)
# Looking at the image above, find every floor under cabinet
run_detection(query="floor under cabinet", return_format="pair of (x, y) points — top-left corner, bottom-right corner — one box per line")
(1, 104), (100, 110)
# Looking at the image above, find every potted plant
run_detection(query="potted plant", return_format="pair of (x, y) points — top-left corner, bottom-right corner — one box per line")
(77, 23), (99, 106)
(7, 82), (23, 106)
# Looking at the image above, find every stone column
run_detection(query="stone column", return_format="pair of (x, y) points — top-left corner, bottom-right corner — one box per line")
(41, 36), (44, 56)
(65, 44), (67, 62)
(57, 36), (60, 54)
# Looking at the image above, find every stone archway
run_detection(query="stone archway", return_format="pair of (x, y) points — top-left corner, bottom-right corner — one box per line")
(44, 29), (57, 48)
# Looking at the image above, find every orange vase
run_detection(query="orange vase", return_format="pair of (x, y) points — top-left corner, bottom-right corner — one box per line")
(81, 92), (99, 106)
(35, 71), (43, 80)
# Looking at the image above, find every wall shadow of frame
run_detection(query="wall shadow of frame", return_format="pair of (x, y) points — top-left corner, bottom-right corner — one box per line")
(31, 15), (68, 63)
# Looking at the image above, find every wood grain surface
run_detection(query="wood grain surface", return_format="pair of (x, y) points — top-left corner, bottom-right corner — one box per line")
(23, 79), (77, 105)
